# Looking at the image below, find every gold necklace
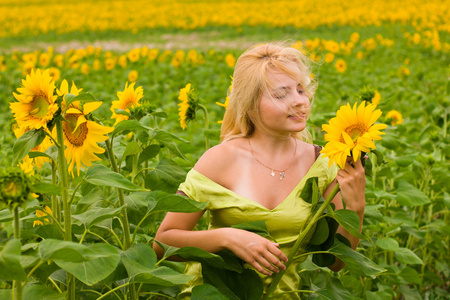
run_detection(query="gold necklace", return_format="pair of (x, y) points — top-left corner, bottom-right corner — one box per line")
(248, 137), (297, 181)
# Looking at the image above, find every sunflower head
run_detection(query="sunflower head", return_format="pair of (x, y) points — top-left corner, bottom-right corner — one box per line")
(33, 205), (52, 227)
(386, 110), (404, 126)
(10, 68), (58, 130)
(111, 82), (144, 125)
(178, 83), (199, 130)
(0, 167), (33, 210)
(359, 86), (381, 106)
(320, 101), (387, 169)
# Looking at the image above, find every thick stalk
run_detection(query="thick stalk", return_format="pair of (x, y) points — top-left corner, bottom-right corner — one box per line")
(105, 139), (135, 300)
(263, 183), (340, 299)
(105, 139), (132, 250)
(13, 207), (23, 300)
(55, 117), (75, 299)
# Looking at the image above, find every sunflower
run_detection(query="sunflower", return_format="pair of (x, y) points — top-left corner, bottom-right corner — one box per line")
(386, 110), (404, 126)
(216, 77), (233, 124)
(57, 80), (113, 176)
(320, 101), (387, 169)
(178, 83), (199, 130)
(128, 70), (138, 82)
(110, 82), (144, 125)
(335, 59), (347, 73)
(10, 69), (58, 130)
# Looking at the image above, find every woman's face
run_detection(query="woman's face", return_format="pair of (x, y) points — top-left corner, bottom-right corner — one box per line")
(257, 68), (310, 135)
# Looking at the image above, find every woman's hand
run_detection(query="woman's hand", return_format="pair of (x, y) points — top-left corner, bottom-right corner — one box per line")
(222, 227), (288, 276)
(336, 158), (366, 212)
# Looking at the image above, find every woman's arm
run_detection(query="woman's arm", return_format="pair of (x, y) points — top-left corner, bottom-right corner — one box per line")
(323, 159), (366, 272)
(153, 208), (288, 276)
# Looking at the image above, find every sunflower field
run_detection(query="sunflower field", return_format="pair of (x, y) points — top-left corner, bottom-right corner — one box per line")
(0, 0), (449, 299)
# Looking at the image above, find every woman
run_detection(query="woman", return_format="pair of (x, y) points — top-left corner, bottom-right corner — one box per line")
(153, 43), (366, 299)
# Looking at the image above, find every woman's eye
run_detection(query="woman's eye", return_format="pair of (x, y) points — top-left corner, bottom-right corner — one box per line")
(298, 89), (304, 94)
(274, 94), (286, 99)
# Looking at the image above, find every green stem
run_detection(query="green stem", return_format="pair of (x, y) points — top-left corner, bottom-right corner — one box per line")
(263, 183), (340, 299)
(51, 161), (61, 223)
(199, 104), (210, 150)
(131, 211), (154, 244)
(55, 116), (75, 299)
(95, 282), (131, 300)
(105, 139), (132, 250)
(105, 139), (135, 300)
(13, 207), (23, 300)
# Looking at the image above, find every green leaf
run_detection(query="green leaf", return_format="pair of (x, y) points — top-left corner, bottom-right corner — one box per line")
(396, 180), (430, 206)
(23, 284), (66, 300)
(399, 285), (422, 300)
(144, 159), (187, 193)
(309, 217), (329, 245)
(151, 110), (168, 118)
(55, 243), (120, 286)
(84, 164), (145, 191)
(28, 151), (55, 163)
(72, 206), (123, 229)
(63, 92), (98, 114)
(231, 221), (274, 241)
(202, 264), (263, 300)
(31, 182), (61, 195)
(394, 248), (423, 265)
(395, 154), (417, 167)
(147, 190), (208, 213)
(332, 209), (365, 239)
(122, 258), (193, 285)
(119, 140), (142, 166)
(376, 237), (399, 251)
(164, 247), (226, 269)
(138, 144), (161, 164)
(370, 149), (386, 166)
(313, 278), (352, 300)
(398, 267), (421, 285)
(121, 244), (157, 269)
(35, 225), (64, 240)
(192, 284), (228, 300)
(112, 120), (152, 138)
(299, 177), (319, 204)
(39, 239), (90, 262)
(150, 130), (189, 159)
(0, 239), (27, 281)
(13, 129), (46, 164)
(329, 240), (385, 278)
(114, 108), (131, 117)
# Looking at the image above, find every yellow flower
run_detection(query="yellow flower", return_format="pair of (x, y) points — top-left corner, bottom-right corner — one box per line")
(324, 53), (335, 63)
(386, 110), (404, 126)
(22, 61), (35, 75)
(18, 155), (35, 175)
(325, 40), (339, 53)
(10, 69), (58, 130)
(148, 49), (159, 61)
(225, 53), (236, 68)
(128, 70), (138, 82)
(33, 206), (52, 227)
(111, 82), (144, 125)
(178, 83), (198, 130)
(118, 55), (127, 68)
(128, 48), (140, 62)
(105, 58), (116, 71)
(398, 66), (410, 78)
(372, 90), (381, 106)
(335, 59), (347, 73)
(350, 32), (360, 43)
(53, 54), (64, 68)
(57, 80), (113, 176)
(48, 67), (61, 81)
(93, 59), (101, 70)
(81, 63), (90, 75)
(39, 53), (51, 67)
(320, 101), (387, 169)
(356, 51), (364, 60)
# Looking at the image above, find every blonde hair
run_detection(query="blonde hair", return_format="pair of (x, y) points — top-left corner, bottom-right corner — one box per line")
(220, 42), (317, 143)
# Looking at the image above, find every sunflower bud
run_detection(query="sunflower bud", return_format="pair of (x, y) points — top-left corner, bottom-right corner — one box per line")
(0, 167), (33, 210)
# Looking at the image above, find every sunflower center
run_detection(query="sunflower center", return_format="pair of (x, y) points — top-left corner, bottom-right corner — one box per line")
(30, 95), (49, 118)
(341, 123), (368, 142)
(63, 114), (88, 146)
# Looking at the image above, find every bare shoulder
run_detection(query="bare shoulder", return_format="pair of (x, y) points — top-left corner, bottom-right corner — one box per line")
(298, 140), (316, 159)
(194, 138), (247, 183)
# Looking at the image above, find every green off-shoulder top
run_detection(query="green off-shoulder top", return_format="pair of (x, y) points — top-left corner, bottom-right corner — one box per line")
(177, 154), (338, 300)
